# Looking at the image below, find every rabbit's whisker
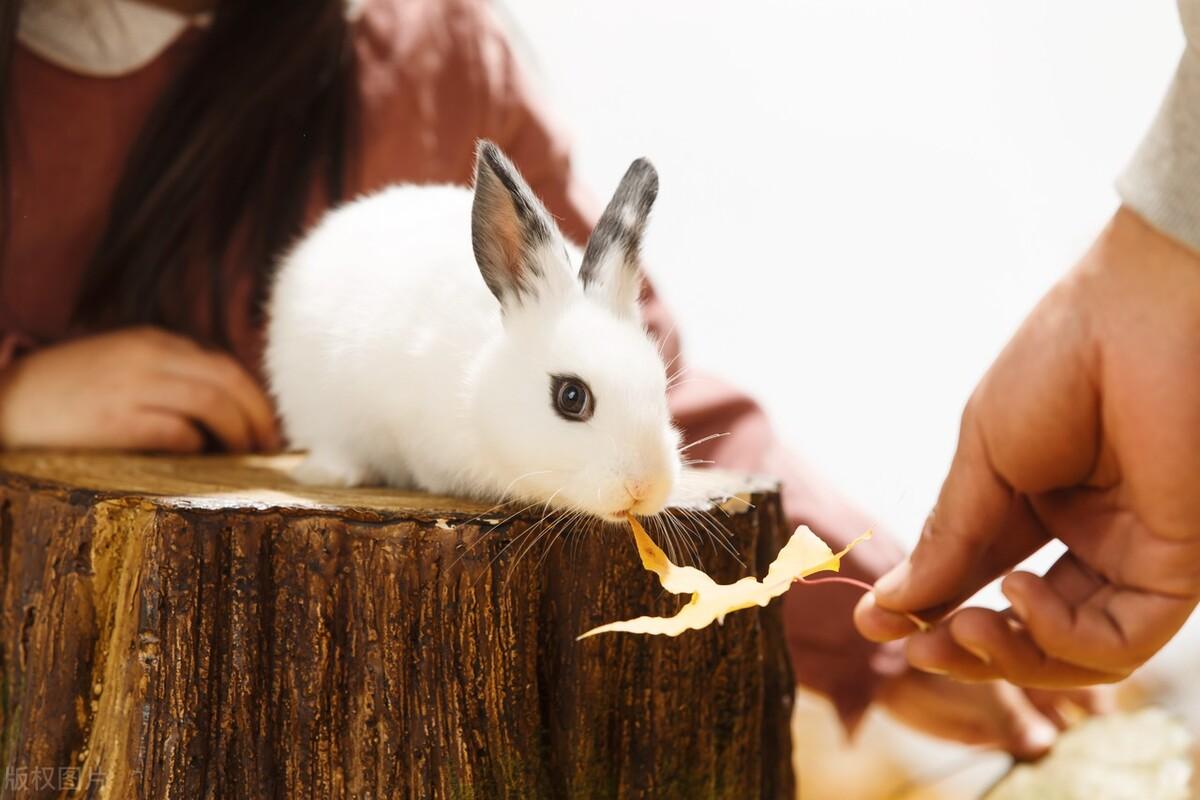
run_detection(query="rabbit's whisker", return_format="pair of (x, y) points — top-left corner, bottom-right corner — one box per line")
(679, 431), (730, 453)
(678, 506), (744, 565)
(468, 497), (557, 585)
(450, 494), (548, 573)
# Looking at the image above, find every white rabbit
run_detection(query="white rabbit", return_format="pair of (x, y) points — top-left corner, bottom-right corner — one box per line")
(265, 141), (681, 521)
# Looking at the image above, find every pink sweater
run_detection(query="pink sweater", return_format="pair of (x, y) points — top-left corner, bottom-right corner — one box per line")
(3, 0), (903, 727)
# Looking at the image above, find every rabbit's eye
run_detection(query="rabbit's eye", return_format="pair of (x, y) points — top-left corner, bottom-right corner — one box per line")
(551, 375), (594, 422)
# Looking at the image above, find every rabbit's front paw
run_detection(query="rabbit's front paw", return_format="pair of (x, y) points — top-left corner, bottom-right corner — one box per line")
(291, 452), (373, 488)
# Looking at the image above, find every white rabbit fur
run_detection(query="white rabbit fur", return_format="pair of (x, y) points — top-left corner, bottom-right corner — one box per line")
(265, 142), (681, 520)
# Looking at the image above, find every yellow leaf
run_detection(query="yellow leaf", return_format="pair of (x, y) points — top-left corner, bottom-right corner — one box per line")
(579, 514), (872, 639)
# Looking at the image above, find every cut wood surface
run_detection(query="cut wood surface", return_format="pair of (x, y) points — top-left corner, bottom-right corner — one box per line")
(0, 453), (793, 799)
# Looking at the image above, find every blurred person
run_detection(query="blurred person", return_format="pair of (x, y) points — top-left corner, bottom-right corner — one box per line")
(3, 0), (1095, 757)
(857, 0), (1200, 691)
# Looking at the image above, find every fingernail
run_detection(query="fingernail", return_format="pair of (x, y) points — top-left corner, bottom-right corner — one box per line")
(960, 641), (992, 665)
(912, 664), (949, 676)
(873, 560), (911, 598)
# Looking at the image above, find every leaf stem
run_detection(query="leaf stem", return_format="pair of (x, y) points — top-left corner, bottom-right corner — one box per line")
(797, 576), (931, 632)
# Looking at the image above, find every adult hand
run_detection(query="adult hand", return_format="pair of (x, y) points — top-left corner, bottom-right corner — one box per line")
(0, 326), (279, 453)
(855, 207), (1200, 687)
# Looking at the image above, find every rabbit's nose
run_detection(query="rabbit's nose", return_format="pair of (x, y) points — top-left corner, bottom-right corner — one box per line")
(624, 478), (650, 502)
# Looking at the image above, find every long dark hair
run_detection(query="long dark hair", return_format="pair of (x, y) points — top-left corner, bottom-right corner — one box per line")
(0, 0), (19, 255)
(1, 0), (357, 345)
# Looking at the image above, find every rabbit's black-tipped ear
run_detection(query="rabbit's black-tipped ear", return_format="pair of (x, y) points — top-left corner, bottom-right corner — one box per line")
(471, 140), (557, 306)
(579, 158), (658, 317)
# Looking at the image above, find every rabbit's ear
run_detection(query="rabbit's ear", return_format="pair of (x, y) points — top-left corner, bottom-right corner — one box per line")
(471, 141), (560, 307)
(579, 158), (658, 317)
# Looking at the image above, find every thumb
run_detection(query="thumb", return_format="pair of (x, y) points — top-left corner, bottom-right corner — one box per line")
(857, 282), (1099, 641)
(856, 406), (1042, 642)
(877, 412), (1015, 610)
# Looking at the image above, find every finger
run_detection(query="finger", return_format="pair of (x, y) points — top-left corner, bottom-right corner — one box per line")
(126, 410), (206, 453)
(142, 376), (254, 453)
(1003, 568), (1199, 674)
(867, 414), (1052, 630)
(990, 682), (1061, 760)
(858, 518), (1044, 643)
(1023, 686), (1115, 730)
(1054, 686), (1117, 715)
(161, 344), (280, 450)
(1021, 691), (1071, 730)
(202, 353), (279, 450)
(859, 480), (1046, 641)
(853, 591), (925, 642)
(1020, 687), (1089, 730)
(869, 411), (1015, 616)
(1033, 491), (1200, 601)
(946, 607), (1127, 688)
(877, 672), (1057, 760)
(867, 287), (1101, 625)
(904, 624), (1001, 682)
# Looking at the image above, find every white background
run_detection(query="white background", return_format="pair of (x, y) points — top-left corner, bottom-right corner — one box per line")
(502, 0), (1196, 783)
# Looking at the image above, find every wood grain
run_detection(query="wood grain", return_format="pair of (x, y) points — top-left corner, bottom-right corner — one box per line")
(0, 453), (793, 799)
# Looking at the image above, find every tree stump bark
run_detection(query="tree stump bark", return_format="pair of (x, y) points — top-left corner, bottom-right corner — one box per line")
(0, 453), (793, 799)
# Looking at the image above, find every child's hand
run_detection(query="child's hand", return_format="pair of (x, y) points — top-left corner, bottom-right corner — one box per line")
(876, 668), (1114, 759)
(0, 326), (279, 453)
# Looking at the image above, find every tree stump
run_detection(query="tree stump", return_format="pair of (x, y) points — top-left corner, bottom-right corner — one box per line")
(0, 453), (793, 799)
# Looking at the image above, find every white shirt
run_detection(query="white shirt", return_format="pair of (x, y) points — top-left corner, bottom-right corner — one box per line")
(16, 0), (366, 78)
(17, 0), (204, 77)
(1117, 0), (1200, 252)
